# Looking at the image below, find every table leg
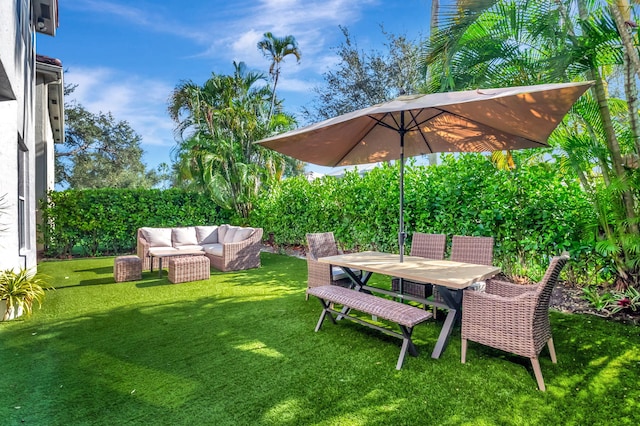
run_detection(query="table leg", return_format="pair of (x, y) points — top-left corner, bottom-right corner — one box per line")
(158, 258), (163, 277)
(431, 286), (463, 359)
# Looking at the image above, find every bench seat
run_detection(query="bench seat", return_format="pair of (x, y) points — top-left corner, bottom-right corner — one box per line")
(307, 285), (432, 369)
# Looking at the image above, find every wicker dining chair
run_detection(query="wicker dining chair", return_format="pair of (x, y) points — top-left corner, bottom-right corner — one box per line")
(391, 233), (446, 299)
(461, 253), (569, 391)
(450, 235), (494, 266)
(431, 235), (495, 316)
(305, 232), (360, 300)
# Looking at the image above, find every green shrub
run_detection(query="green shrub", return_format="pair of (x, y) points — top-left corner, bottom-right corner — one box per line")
(39, 188), (231, 257)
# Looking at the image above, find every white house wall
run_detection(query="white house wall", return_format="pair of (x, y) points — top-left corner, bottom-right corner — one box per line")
(0, 0), (41, 271)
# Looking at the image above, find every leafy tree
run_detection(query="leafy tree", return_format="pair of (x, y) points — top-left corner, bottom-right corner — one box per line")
(168, 62), (302, 221)
(302, 26), (423, 122)
(423, 0), (640, 287)
(257, 32), (301, 122)
(57, 85), (160, 189)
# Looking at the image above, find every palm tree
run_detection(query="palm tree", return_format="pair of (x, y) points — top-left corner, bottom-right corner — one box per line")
(257, 32), (301, 122)
(168, 62), (300, 221)
(424, 0), (640, 287)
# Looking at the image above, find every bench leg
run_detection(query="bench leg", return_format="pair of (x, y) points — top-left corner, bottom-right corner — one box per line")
(396, 325), (417, 370)
(313, 297), (338, 332)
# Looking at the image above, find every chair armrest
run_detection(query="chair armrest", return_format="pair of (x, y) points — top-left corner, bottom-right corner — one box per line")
(307, 258), (331, 289)
(463, 289), (537, 320)
(485, 279), (538, 298)
(137, 234), (150, 259)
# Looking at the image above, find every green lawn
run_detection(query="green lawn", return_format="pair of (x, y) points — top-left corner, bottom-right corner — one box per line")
(1, 253), (638, 425)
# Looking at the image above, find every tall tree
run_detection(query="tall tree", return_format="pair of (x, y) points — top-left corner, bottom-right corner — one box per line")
(58, 85), (160, 189)
(423, 0), (640, 287)
(257, 32), (301, 122)
(303, 26), (422, 123)
(168, 62), (302, 221)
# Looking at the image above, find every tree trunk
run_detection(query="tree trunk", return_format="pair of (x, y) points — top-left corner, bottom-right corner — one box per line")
(268, 68), (280, 124)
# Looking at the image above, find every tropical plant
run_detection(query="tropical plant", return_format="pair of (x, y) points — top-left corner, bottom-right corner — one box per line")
(257, 32), (301, 122)
(581, 286), (617, 313)
(168, 61), (302, 221)
(0, 268), (47, 320)
(607, 286), (640, 314)
(423, 0), (640, 288)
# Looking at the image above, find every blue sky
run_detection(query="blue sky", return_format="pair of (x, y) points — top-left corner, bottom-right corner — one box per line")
(37, 0), (432, 174)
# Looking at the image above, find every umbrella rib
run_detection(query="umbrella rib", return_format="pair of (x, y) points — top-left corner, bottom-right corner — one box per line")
(407, 109), (437, 153)
(368, 113), (400, 132)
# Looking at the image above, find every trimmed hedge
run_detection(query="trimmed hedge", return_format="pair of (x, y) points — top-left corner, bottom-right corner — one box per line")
(39, 188), (230, 257)
(252, 154), (595, 282)
(39, 154), (596, 283)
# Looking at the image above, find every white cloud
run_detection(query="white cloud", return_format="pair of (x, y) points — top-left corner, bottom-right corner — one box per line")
(64, 66), (177, 169)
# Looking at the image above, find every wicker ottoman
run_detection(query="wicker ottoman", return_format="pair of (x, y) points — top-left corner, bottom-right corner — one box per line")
(114, 255), (142, 282)
(168, 256), (210, 284)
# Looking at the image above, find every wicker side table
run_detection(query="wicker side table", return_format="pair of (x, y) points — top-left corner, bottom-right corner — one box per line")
(168, 256), (210, 284)
(114, 255), (142, 282)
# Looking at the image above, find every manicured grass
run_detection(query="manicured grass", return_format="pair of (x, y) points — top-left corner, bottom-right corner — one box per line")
(1, 253), (639, 425)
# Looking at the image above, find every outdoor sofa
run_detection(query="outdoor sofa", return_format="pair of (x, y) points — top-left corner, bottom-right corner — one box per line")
(137, 225), (263, 272)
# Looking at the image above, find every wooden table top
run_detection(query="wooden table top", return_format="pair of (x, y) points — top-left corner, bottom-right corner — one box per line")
(318, 251), (500, 290)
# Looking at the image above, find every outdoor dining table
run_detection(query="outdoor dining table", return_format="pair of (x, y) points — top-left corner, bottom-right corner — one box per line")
(317, 251), (500, 359)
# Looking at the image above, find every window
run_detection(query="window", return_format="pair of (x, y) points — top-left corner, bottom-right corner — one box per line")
(18, 139), (28, 251)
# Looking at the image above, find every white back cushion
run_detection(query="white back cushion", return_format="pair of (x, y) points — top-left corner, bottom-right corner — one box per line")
(233, 227), (254, 242)
(223, 226), (240, 243)
(195, 226), (219, 244)
(141, 227), (172, 248)
(172, 227), (198, 247)
(217, 224), (229, 243)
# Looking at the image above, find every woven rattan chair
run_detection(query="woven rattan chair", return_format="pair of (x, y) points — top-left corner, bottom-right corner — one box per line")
(305, 232), (360, 300)
(391, 233), (446, 299)
(432, 235), (495, 316)
(450, 235), (494, 265)
(461, 253), (569, 391)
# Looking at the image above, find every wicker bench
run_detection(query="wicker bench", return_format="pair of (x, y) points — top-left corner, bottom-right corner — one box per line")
(306, 285), (432, 369)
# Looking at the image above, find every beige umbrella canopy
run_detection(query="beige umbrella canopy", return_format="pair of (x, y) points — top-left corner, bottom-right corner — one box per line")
(256, 81), (593, 259)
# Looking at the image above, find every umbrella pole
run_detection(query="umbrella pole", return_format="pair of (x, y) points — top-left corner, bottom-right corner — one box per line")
(399, 112), (406, 264)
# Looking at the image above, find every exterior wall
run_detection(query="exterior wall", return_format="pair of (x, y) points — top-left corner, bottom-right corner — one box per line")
(0, 0), (39, 271)
(35, 78), (55, 252)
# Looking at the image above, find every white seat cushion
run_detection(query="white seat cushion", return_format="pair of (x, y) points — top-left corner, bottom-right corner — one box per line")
(148, 246), (178, 255)
(202, 243), (223, 257)
(332, 266), (360, 281)
(175, 245), (205, 252)
(141, 227), (172, 247)
(468, 281), (486, 292)
(195, 226), (219, 244)
(172, 227), (198, 247)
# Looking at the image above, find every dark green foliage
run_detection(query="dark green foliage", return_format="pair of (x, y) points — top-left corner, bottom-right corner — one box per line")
(39, 188), (230, 258)
(58, 85), (160, 189)
(253, 153), (594, 283)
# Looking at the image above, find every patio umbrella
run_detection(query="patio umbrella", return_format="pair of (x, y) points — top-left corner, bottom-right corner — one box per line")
(256, 81), (593, 260)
